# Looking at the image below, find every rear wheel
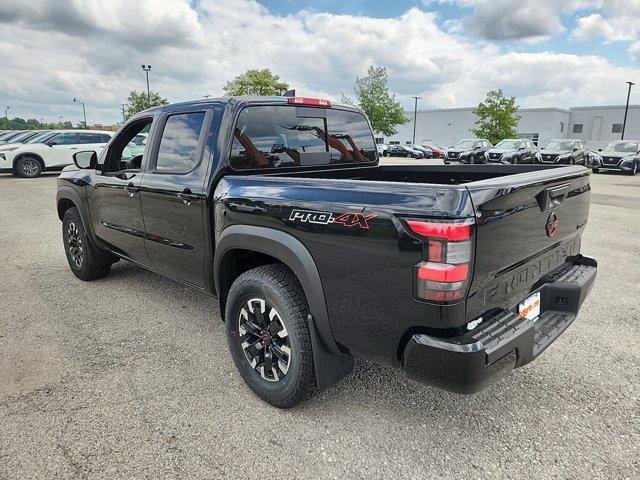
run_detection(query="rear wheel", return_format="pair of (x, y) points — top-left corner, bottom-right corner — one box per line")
(592, 168), (599, 173)
(62, 207), (112, 281)
(16, 157), (42, 178)
(226, 264), (317, 408)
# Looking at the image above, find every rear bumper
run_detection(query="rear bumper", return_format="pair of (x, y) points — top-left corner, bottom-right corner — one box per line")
(401, 255), (597, 393)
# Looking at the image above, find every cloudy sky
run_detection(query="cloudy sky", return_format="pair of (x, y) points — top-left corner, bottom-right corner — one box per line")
(1, 0), (639, 125)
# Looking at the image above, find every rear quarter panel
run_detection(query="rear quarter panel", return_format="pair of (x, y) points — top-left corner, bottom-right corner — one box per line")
(215, 175), (475, 365)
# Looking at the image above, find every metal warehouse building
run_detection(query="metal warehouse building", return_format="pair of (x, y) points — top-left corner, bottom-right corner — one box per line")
(383, 104), (640, 149)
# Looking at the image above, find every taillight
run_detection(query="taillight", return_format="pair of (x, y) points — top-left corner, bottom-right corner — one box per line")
(406, 218), (474, 302)
(287, 97), (332, 107)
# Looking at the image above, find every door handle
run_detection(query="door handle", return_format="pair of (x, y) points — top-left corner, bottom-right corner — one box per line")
(537, 184), (569, 212)
(70, 147), (78, 150)
(124, 183), (140, 197)
(178, 189), (199, 205)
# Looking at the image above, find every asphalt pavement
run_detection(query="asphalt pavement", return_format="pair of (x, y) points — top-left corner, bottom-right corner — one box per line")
(0, 163), (638, 479)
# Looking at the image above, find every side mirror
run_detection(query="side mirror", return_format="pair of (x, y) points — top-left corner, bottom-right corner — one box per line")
(573, 146), (579, 151)
(73, 150), (98, 170)
(45, 140), (56, 147)
(598, 148), (602, 152)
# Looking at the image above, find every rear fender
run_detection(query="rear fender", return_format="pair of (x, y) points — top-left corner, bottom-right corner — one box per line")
(214, 225), (353, 390)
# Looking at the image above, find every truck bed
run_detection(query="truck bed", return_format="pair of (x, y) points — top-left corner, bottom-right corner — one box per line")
(219, 163), (592, 364)
(273, 163), (567, 185)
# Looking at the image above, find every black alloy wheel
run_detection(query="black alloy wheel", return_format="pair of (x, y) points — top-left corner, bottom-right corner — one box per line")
(237, 298), (291, 382)
(66, 221), (84, 269)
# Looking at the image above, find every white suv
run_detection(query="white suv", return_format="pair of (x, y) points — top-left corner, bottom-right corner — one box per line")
(0, 130), (113, 177)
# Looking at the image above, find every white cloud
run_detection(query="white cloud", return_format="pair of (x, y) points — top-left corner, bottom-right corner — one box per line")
(0, 0), (639, 124)
(572, 0), (640, 42)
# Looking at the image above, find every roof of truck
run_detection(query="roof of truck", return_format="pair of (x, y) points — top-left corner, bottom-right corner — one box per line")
(140, 95), (361, 114)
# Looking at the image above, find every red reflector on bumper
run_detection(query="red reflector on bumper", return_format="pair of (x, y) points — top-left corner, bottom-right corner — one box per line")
(418, 262), (469, 282)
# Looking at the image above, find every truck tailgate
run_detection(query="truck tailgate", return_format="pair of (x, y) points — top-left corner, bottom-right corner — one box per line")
(465, 166), (591, 322)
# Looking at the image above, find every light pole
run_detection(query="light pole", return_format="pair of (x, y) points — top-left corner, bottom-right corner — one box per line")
(121, 103), (126, 122)
(4, 106), (9, 120)
(73, 97), (87, 128)
(59, 115), (64, 127)
(141, 65), (151, 107)
(621, 81), (635, 140)
(411, 96), (421, 145)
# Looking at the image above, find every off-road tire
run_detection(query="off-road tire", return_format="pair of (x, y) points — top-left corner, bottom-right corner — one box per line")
(225, 264), (317, 408)
(62, 207), (112, 281)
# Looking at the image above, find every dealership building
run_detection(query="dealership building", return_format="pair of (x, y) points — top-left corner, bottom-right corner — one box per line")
(382, 104), (640, 149)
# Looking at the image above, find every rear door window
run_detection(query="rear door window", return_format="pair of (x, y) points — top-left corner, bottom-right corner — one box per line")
(155, 112), (206, 173)
(230, 105), (376, 170)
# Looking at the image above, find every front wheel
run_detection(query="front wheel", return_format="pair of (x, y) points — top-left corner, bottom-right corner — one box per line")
(16, 157), (43, 178)
(512, 156), (520, 164)
(226, 264), (317, 408)
(630, 162), (638, 175)
(592, 168), (600, 173)
(62, 207), (112, 281)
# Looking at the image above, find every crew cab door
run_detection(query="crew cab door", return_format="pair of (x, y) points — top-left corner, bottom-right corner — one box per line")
(138, 107), (215, 287)
(87, 116), (155, 266)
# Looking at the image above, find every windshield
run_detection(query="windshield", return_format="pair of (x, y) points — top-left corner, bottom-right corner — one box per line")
(10, 132), (39, 143)
(1, 131), (26, 142)
(495, 140), (521, 149)
(545, 140), (574, 150)
(27, 132), (57, 143)
(603, 141), (638, 153)
(453, 139), (475, 149)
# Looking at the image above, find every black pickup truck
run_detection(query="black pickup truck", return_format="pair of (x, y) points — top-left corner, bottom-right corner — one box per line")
(57, 96), (597, 408)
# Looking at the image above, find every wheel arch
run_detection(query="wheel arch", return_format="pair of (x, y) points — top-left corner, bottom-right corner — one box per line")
(14, 152), (45, 171)
(214, 225), (340, 355)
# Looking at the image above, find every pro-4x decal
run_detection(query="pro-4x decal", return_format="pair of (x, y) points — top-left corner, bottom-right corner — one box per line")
(288, 209), (377, 230)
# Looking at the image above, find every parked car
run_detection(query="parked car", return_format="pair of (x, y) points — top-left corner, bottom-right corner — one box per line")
(384, 145), (422, 158)
(425, 144), (445, 159)
(57, 95), (596, 407)
(485, 138), (537, 164)
(444, 138), (492, 164)
(535, 139), (587, 165)
(376, 144), (388, 156)
(0, 130), (39, 145)
(412, 145), (433, 158)
(0, 130), (19, 142)
(594, 140), (640, 174)
(0, 130), (112, 177)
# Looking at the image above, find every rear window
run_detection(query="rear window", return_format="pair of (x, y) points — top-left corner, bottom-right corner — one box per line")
(230, 105), (376, 170)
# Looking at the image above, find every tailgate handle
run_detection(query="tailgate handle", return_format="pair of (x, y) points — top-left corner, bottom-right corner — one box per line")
(538, 184), (569, 212)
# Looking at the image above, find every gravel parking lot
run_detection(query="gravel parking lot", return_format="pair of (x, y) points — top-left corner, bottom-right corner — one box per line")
(1, 162), (638, 479)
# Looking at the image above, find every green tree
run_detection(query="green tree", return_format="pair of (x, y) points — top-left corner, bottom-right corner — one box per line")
(223, 68), (289, 96)
(124, 90), (169, 120)
(471, 89), (520, 145)
(343, 65), (408, 137)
